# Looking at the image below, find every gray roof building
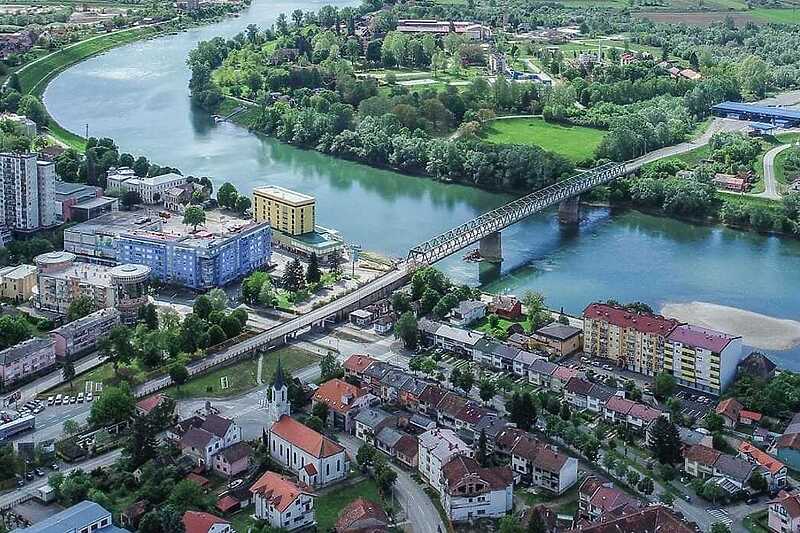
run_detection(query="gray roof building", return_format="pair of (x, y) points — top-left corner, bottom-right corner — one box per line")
(354, 408), (396, 431)
(529, 358), (558, 376)
(0, 337), (54, 365)
(11, 501), (129, 533)
(376, 427), (405, 449)
(535, 323), (582, 341)
(714, 454), (755, 485)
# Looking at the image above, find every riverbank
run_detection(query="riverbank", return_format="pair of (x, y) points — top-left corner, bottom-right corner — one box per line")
(661, 301), (800, 351)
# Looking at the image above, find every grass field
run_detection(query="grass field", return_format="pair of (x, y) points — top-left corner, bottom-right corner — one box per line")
(315, 478), (382, 532)
(164, 346), (320, 399)
(482, 117), (605, 162)
(750, 8), (800, 24)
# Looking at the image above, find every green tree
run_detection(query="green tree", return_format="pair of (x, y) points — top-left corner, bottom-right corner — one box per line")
(527, 508), (548, 533)
(206, 288), (228, 311)
(7, 73), (21, 93)
(170, 480), (210, 514)
(234, 195), (251, 214)
(711, 524), (731, 533)
(649, 417), (682, 464)
(320, 352), (344, 381)
(749, 470), (767, 492)
(99, 325), (134, 376)
(306, 253), (322, 284)
(220, 315), (242, 338)
(182, 206), (206, 232)
(654, 373), (676, 399)
(560, 402), (571, 421)
(193, 294), (213, 319)
(138, 303), (159, 330)
(217, 182), (238, 209)
(498, 516), (523, 533)
(63, 419), (80, 435)
(18, 95), (46, 126)
(67, 295), (94, 321)
(169, 364), (189, 391)
(61, 359), (75, 391)
(208, 324), (227, 346)
(89, 384), (135, 427)
(637, 476), (654, 495)
(458, 369), (475, 395)
(312, 401), (329, 424)
(704, 412), (724, 433)
(479, 378), (496, 403)
(394, 311), (418, 350)
(477, 429), (488, 466)
(284, 257), (306, 293)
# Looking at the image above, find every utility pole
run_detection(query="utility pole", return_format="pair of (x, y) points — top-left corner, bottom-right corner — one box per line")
(85, 124), (89, 138)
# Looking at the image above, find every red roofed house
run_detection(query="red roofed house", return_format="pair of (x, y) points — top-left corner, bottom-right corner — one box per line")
(335, 497), (389, 532)
(583, 302), (680, 377)
(343, 354), (377, 381)
(716, 398), (743, 429)
(511, 433), (578, 495)
(578, 505), (695, 533)
(440, 455), (514, 522)
(578, 476), (641, 521)
(250, 471), (315, 531)
(740, 410), (763, 426)
(489, 295), (523, 320)
(739, 442), (788, 491)
(269, 415), (348, 488)
(603, 395), (635, 425)
(136, 393), (171, 417)
(683, 444), (722, 479)
(182, 511), (231, 533)
(312, 378), (376, 432)
(769, 490), (800, 533)
(550, 365), (581, 392)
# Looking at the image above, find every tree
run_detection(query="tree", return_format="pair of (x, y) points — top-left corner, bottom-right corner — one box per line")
(63, 419), (80, 435)
(234, 195), (251, 214)
(637, 476), (654, 495)
(138, 303), (159, 330)
(702, 482), (726, 504)
(231, 308), (248, 328)
(18, 95), (46, 126)
(183, 206), (206, 232)
(394, 311), (418, 350)
(89, 384), (135, 427)
(527, 508), (548, 533)
(356, 444), (377, 469)
(479, 379), (496, 404)
(749, 470), (767, 492)
(7, 73), (21, 93)
(193, 295), (213, 319)
(522, 290), (547, 326)
(498, 516), (523, 533)
(704, 412), (724, 433)
(120, 191), (141, 209)
(67, 295), (94, 321)
(560, 402), (572, 421)
(61, 360), (75, 391)
(458, 370), (475, 395)
(208, 324), (227, 346)
(320, 352), (344, 381)
(217, 182), (238, 209)
(305, 415), (324, 432)
(506, 391), (537, 431)
(654, 373), (676, 400)
(220, 315), (242, 338)
(258, 280), (275, 307)
(170, 480), (209, 514)
(711, 524), (731, 533)
(312, 401), (329, 424)
(169, 364), (189, 391)
(125, 413), (157, 467)
(626, 469), (640, 487)
(391, 292), (412, 314)
(408, 356), (423, 375)
(99, 325), (134, 376)
(306, 253), (322, 284)
(206, 288), (228, 311)
(284, 258), (306, 293)
(649, 417), (682, 464)
(477, 429), (488, 466)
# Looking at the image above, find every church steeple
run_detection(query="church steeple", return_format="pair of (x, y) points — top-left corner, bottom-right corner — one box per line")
(273, 357), (285, 391)
(266, 357), (290, 427)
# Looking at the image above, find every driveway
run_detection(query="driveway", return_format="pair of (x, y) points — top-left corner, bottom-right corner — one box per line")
(754, 143), (792, 200)
(337, 433), (445, 533)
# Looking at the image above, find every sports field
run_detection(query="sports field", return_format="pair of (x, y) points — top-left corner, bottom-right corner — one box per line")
(483, 117), (605, 162)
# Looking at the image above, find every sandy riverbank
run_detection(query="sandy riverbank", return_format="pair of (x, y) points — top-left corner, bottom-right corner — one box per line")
(661, 301), (800, 351)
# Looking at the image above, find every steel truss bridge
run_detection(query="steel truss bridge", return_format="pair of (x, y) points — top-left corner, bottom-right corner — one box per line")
(407, 161), (628, 266)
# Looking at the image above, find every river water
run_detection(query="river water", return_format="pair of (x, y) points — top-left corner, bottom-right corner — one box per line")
(42, 0), (800, 368)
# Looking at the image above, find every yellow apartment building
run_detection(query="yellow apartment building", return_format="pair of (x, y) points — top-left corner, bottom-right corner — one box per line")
(252, 185), (315, 236)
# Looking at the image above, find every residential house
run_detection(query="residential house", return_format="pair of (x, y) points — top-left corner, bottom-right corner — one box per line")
(377, 369), (412, 402)
(135, 393), (171, 417)
(417, 318), (485, 359)
(474, 417), (514, 453)
(395, 434), (419, 468)
(349, 309), (373, 327)
(550, 365), (580, 392)
(179, 427), (224, 470)
(683, 444), (721, 479)
(418, 385), (447, 418)
(451, 300), (487, 327)
(439, 455), (513, 522)
(529, 359), (557, 388)
(9, 500), (130, 533)
(398, 377), (432, 411)
(353, 408), (397, 445)
(436, 392), (469, 429)
(531, 324), (582, 357)
(335, 498), (390, 533)
(312, 379), (375, 432)
(374, 315), (394, 335)
(182, 512), (231, 533)
(361, 362), (393, 392)
(269, 415), (348, 488)
(565, 378), (594, 410)
(510, 433), (578, 494)
(716, 398), (743, 429)
(769, 490), (800, 533)
(577, 505), (696, 533)
(512, 350), (540, 378)
(586, 383), (615, 414)
(740, 410), (763, 426)
(507, 333), (534, 352)
(489, 295), (522, 320)
(343, 354), (377, 382)
(603, 396), (635, 425)
(213, 442), (252, 478)
(250, 471), (315, 532)
(627, 403), (666, 433)
(578, 477), (641, 521)
(375, 427), (405, 457)
(454, 403), (491, 440)
(418, 428), (473, 491)
(712, 454), (755, 490)
(739, 442), (788, 491)
(201, 414), (242, 449)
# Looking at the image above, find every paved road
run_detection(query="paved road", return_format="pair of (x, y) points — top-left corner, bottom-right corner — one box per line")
(337, 433), (445, 533)
(13, 353), (105, 404)
(759, 144), (791, 200)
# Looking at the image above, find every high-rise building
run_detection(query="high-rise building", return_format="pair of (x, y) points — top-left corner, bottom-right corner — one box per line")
(253, 185), (315, 236)
(0, 153), (57, 233)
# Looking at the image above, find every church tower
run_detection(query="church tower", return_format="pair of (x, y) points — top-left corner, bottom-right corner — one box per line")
(266, 357), (290, 427)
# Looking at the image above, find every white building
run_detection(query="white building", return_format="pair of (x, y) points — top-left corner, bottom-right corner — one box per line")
(0, 153), (57, 232)
(510, 433), (578, 495)
(177, 414), (242, 471)
(106, 167), (186, 204)
(269, 415), (348, 488)
(440, 455), (513, 522)
(665, 324), (743, 394)
(49, 308), (121, 359)
(250, 471), (315, 531)
(417, 428), (473, 492)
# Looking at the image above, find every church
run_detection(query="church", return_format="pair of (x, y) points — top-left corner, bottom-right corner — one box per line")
(265, 359), (349, 487)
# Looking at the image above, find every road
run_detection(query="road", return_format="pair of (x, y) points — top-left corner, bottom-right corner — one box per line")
(758, 143), (792, 200)
(337, 433), (445, 533)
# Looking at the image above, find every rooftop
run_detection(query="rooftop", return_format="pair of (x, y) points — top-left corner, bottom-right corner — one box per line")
(249, 471), (311, 513)
(253, 185), (315, 206)
(0, 337), (54, 365)
(9, 501), (128, 533)
(535, 323), (582, 340)
(313, 379), (366, 414)
(583, 302), (680, 336)
(270, 415), (344, 458)
(668, 324), (739, 354)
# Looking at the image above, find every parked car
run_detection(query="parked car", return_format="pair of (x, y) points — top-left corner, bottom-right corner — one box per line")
(47, 396), (54, 405)
(34, 468), (44, 477)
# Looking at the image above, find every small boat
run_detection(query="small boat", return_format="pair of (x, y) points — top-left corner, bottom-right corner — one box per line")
(463, 249), (482, 262)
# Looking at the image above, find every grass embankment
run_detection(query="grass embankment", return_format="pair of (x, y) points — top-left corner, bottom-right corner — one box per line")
(17, 25), (161, 150)
(750, 8), (800, 24)
(481, 117), (605, 163)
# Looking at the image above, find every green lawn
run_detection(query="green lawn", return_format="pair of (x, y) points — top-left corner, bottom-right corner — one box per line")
(315, 478), (382, 532)
(164, 346), (319, 399)
(750, 8), (800, 24)
(474, 315), (533, 337)
(227, 505), (256, 533)
(42, 361), (116, 398)
(482, 118), (605, 162)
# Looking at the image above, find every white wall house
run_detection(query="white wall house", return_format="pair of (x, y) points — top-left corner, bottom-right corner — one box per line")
(440, 455), (513, 522)
(417, 428), (473, 493)
(250, 471), (315, 532)
(269, 415), (348, 488)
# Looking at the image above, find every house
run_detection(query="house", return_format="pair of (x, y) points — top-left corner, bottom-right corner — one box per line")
(411, 413), (436, 434)
(769, 490), (800, 533)
(250, 471), (315, 531)
(179, 427), (224, 470)
(716, 398), (743, 429)
(627, 404), (665, 432)
(49, 308), (121, 359)
(489, 295), (523, 320)
(739, 442), (788, 491)
(375, 427), (405, 458)
(418, 428), (473, 491)
(577, 505), (696, 533)
(269, 415), (348, 487)
(712, 454), (755, 490)
(507, 333), (534, 351)
(740, 410), (763, 426)
(512, 350), (539, 377)
(374, 315), (394, 335)
(529, 359), (557, 388)
(182, 511), (232, 533)
(417, 318), (485, 358)
(335, 498), (390, 532)
(353, 408), (397, 445)
(135, 393), (171, 417)
(418, 385), (447, 418)
(395, 434), (419, 468)
(312, 379), (375, 431)
(510, 434), (578, 495)
(349, 309), (373, 327)
(603, 396), (635, 425)
(550, 365), (580, 392)
(10, 500), (131, 533)
(565, 378), (594, 410)
(377, 369), (413, 402)
(398, 376), (432, 410)
(683, 444), (721, 479)
(437, 392), (469, 429)
(451, 300), (487, 327)
(578, 477), (641, 521)
(343, 354), (376, 382)
(738, 352), (777, 380)
(216, 486), (251, 515)
(213, 442), (252, 477)
(531, 323), (582, 357)
(454, 403), (491, 440)
(439, 455), (513, 522)
(586, 383), (615, 413)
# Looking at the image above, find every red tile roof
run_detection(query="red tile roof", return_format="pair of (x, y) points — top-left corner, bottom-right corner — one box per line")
(771, 491), (800, 519)
(739, 442), (786, 474)
(250, 471), (312, 512)
(186, 472), (210, 487)
(395, 434), (418, 459)
(182, 511), (229, 533)
(511, 434), (542, 461)
(577, 505), (694, 533)
(419, 385), (446, 407)
(344, 354), (377, 374)
(583, 303), (680, 336)
(313, 379), (366, 414)
(667, 324), (738, 353)
(552, 365), (579, 382)
(215, 495), (239, 513)
(777, 432), (800, 451)
(270, 415), (344, 458)
(334, 497), (389, 532)
(605, 396), (635, 415)
(684, 444), (721, 466)
(441, 455), (513, 493)
(628, 403), (663, 423)
(740, 410), (762, 422)
(533, 446), (570, 473)
(716, 398), (743, 421)
(136, 393), (166, 414)
(201, 414), (234, 438)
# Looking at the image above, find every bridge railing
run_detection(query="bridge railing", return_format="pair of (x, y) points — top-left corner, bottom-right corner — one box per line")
(407, 162), (626, 265)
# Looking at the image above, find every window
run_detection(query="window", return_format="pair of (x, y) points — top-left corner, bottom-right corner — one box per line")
(326, 464), (330, 476)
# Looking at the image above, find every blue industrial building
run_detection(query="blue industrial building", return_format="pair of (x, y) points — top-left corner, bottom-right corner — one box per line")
(711, 101), (800, 127)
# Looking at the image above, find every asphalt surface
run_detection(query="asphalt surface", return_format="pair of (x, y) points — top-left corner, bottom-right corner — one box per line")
(760, 143), (792, 200)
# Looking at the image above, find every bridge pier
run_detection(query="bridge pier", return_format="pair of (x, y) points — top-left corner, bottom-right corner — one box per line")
(479, 231), (502, 263)
(558, 195), (581, 224)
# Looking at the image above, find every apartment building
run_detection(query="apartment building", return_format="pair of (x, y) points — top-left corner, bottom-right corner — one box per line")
(0, 336), (56, 387)
(49, 308), (121, 359)
(418, 428), (474, 492)
(250, 471), (315, 531)
(0, 153), (57, 233)
(439, 455), (513, 522)
(253, 185), (315, 236)
(665, 324), (743, 394)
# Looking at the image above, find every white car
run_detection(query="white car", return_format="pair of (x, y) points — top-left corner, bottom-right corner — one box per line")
(86, 393), (94, 402)
(47, 396), (54, 405)
(77, 393), (84, 403)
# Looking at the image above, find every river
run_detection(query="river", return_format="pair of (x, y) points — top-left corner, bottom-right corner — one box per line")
(42, 0), (800, 369)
